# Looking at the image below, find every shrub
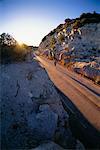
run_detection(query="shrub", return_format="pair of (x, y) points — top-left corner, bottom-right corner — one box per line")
(42, 36), (46, 42)
(64, 18), (71, 23)
(58, 34), (65, 43)
(0, 33), (32, 64)
(72, 12), (100, 28)
(72, 20), (81, 28)
(56, 24), (64, 33)
(50, 37), (56, 49)
(48, 30), (55, 36)
(80, 12), (100, 20)
(0, 44), (29, 63)
(79, 12), (100, 26)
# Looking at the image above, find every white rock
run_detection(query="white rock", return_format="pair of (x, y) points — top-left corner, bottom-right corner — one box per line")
(1, 61), (68, 149)
(27, 104), (58, 141)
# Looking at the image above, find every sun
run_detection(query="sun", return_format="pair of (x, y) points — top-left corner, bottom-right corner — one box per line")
(17, 40), (24, 45)
(4, 16), (55, 46)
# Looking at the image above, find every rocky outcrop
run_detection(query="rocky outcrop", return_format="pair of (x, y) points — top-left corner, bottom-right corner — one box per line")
(27, 104), (58, 141)
(32, 141), (65, 150)
(38, 13), (100, 84)
(1, 60), (83, 149)
(31, 140), (85, 150)
(76, 140), (85, 150)
(74, 63), (100, 83)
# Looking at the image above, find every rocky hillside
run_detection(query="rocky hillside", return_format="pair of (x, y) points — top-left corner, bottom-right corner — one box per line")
(38, 12), (100, 84)
(0, 59), (84, 149)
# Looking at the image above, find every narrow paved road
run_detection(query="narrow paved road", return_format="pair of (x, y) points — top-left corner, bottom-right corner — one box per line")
(36, 56), (100, 131)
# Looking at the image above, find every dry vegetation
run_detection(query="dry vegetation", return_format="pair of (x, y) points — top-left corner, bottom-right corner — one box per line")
(0, 33), (33, 63)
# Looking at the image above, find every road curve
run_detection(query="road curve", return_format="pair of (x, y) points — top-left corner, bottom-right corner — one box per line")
(36, 56), (100, 131)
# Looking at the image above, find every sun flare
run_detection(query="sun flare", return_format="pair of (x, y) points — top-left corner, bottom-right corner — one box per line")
(2, 16), (55, 46)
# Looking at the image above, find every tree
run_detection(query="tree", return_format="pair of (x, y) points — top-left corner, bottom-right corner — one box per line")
(0, 33), (30, 63)
(0, 33), (17, 46)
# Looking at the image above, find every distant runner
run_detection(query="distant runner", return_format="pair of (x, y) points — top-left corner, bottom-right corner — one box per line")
(54, 60), (57, 66)
(53, 51), (57, 66)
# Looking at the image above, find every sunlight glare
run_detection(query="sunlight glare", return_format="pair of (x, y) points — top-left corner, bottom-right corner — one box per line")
(1, 16), (56, 46)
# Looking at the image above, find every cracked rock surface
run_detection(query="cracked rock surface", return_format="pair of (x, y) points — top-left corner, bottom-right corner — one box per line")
(0, 60), (84, 149)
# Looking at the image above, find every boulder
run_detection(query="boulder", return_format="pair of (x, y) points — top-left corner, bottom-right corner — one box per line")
(82, 65), (100, 83)
(73, 62), (100, 83)
(54, 127), (76, 149)
(0, 61), (69, 149)
(27, 104), (58, 141)
(76, 140), (85, 150)
(32, 141), (65, 150)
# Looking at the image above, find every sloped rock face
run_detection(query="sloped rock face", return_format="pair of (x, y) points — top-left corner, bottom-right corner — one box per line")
(38, 14), (100, 83)
(27, 104), (58, 141)
(67, 23), (100, 52)
(74, 63), (100, 83)
(1, 60), (81, 149)
(32, 140), (85, 150)
(32, 141), (65, 150)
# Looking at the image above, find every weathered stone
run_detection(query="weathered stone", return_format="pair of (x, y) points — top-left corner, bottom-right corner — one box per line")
(32, 141), (65, 150)
(38, 20), (100, 84)
(82, 65), (100, 83)
(1, 61), (68, 149)
(76, 140), (85, 150)
(74, 64), (100, 83)
(54, 127), (76, 149)
(27, 104), (58, 141)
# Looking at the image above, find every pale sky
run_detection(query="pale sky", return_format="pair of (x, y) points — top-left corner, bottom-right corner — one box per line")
(0, 0), (100, 46)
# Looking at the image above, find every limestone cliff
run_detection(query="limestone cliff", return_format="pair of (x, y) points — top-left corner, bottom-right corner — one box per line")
(38, 12), (100, 83)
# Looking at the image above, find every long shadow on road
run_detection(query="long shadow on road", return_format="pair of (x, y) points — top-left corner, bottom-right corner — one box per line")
(55, 86), (100, 149)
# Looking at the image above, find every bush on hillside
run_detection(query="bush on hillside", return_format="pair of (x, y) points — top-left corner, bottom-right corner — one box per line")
(56, 24), (64, 33)
(71, 12), (100, 29)
(72, 20), (81, 28)
(58, 34), (65, 43)
(42, 36), (47, 42)
(0, 44), (30, 64)
(0, 33), (32, 64)
(42, 29), (56, 43)
(48, 30), (55, 36)
(64, 18), (71, 23)
(80, 12), (100, 20)
(50, 37), (56, 49)
(79, 12), (100, 27)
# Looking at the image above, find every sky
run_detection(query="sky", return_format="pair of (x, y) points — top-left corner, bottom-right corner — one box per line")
(0, 0), (100, 46)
